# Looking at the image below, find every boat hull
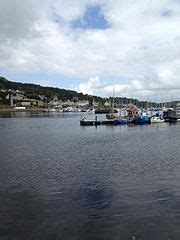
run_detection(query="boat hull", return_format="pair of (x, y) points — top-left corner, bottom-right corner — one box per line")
(114, 119), (133, 125)
(150, 117), (164, 123)
(133, 116), (150, 125)
(168, 117), (180, 123)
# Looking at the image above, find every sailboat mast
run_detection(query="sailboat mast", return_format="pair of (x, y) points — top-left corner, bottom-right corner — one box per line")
(112, 87), (115, 112)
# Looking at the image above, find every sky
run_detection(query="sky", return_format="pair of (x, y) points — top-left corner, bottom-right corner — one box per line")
(0, 0), (180, 101)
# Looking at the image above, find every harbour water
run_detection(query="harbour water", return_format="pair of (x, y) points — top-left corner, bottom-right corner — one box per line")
(0, 112), (180, 240)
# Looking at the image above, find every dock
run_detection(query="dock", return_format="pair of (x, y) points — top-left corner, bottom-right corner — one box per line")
(80, 119), (115, 126)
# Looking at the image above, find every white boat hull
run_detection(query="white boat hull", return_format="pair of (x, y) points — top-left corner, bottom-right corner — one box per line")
(150, 117), (164, 123)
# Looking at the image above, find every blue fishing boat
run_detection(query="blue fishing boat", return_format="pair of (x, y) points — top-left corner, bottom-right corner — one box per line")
(133, 115), (150, 125)
(114, 117), (133, 125)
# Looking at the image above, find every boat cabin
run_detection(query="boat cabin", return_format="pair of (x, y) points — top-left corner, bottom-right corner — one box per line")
(127, 108), (139, 118)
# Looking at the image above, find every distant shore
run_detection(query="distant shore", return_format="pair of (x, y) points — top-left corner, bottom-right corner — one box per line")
(0, 108), (43, 112)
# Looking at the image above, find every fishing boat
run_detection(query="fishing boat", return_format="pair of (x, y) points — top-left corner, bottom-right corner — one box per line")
(114, 117), (133, 125)
(150, 116), (164, 123)
(133, 115), (150, 125)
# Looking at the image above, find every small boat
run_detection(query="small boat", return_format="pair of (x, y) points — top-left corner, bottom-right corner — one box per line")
(42, 108), (57, 112)
(42, 108), (49, 112)
(49, 108), (57, 112)
(86, 108), (95, 113)
(63, 107), (74, 112)
(150, 116), (164, 123)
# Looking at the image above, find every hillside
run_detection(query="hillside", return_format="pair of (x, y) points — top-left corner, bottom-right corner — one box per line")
(0, 76), (101, 102)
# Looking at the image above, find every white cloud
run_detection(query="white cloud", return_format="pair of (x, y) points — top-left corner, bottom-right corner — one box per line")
(74, 76), (101, 95)
(0, 0), (180, 100)
(75, 75), (180, 101)
(75, 76), (143, 98)
(52, 0), (87, 22)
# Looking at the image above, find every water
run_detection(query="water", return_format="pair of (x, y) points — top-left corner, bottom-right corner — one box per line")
(0, 112), (180, 240)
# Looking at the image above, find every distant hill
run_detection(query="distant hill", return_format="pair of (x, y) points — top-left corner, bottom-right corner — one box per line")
(0, 76), (102, 103)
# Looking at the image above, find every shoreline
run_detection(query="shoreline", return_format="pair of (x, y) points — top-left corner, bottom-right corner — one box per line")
(0, 108), (43, 112)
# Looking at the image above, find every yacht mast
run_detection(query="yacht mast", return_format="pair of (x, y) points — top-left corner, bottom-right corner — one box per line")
(112, 87), (115, 112)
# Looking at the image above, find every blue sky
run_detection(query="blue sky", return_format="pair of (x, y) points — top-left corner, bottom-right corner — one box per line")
(0, 0), (180, 101)
(71, 5), (110, 29)
(1, 71), (84, 90)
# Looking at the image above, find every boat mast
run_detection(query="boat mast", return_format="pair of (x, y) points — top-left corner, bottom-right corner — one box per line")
(92, 97), (94, 110)
(112, 86), (115, 113)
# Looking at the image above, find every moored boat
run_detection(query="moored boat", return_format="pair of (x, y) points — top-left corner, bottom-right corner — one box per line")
(163, 108), (180, 122)
(150, 116), (164, 123)
(63, 107), (74, 112)
(42, 108), (57, 112)
(114, 117), (133, 125)
(133, 115), (150, 125)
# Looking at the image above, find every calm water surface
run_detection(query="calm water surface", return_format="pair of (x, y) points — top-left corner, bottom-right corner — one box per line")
(0, 112), (180, 240)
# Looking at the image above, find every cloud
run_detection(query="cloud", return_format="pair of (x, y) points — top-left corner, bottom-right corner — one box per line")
(0, 0), (51, 39)
(75, 76), (143, 98)
(75, 75), (180, 101)
(0, 0), (180, 100)
(74, 76), (102, 95)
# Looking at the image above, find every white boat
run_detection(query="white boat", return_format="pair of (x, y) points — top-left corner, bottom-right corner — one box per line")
(49, 108), (57, 112)
(63, 107), (74, 112)
(150, 116), (164, 123)
(42, 108), (57, 112)
(86, 108), (95, 113)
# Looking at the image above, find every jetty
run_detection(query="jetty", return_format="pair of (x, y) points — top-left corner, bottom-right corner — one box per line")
(80, 117), (115, 126)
